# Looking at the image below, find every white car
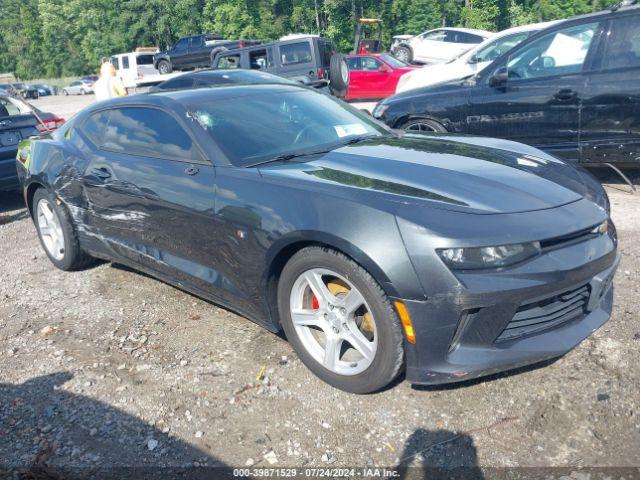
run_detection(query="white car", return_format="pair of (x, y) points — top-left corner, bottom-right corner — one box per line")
(395, 21), (560, 94)
(110, 49), (159, 90)
(391, 27), (493, 64)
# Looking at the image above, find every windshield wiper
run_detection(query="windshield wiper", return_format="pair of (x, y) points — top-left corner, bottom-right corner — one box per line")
(341, 135), (379, 146)
(245, 149), (332, 168)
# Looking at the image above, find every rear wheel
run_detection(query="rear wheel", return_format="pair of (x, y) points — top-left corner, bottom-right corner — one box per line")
(402, 118), (447, 133)
(278, 247), (404, 393)
(62, 89), (69, 96)
(394, 46), (412, 63)
(33, 189), (94, 271)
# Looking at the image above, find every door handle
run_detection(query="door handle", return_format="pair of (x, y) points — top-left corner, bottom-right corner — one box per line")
(184, 166), (199, 176)
(554, 89), (577, 101)
(90, 167), (112, 180)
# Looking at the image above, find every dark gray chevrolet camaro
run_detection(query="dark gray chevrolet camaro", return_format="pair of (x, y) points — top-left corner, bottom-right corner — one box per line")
(16, 84), (619, 393)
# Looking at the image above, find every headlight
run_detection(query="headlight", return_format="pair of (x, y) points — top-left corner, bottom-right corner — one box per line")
(372, 103), (389, 119)
(438, 241), (541, 270)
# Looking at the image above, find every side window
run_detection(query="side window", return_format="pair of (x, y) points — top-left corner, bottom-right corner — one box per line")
(361, 57), (383, 71)
(280, 42), (313, 66)
(600, 16), (640, 71)
(462, 33), (485, 44)
(111, 57), (120, 70)
(507, 22), (600, 80)
(217, 54), (241, 69)
(100, 107), (200, 160)
(249, 49), (269, 70)
(137, 54), (154, 66)
(421, 30), (446, 41)
(82, 111), (111, 146)
(122, 56), (130, 69)
(444, 31), (462, 43)
(346, 57), (360, 70)
(174, 38), (188, 51)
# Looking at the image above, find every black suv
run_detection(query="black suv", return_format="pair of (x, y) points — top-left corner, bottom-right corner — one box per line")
(374, 3), (640, 166)
(154, 34), (261, 74)
(211, 36), (349, 96)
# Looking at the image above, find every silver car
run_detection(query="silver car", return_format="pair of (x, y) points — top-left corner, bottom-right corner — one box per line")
(62, 79), (94, 95)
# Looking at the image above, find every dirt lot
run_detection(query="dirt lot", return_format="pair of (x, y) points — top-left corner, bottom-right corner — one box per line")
(0, 94), (638, 477)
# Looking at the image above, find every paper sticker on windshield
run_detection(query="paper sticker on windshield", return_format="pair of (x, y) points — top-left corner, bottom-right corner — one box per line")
(334, 124), (368, 138)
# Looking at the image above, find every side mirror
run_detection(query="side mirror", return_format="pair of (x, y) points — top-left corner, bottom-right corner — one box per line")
(378, 65), (392, 73)
(488, 66), (508, 88)
(468, 55), (480, 64)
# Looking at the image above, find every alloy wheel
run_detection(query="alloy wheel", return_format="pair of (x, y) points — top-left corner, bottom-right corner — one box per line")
(406, 122), (439, 132)
(37, 198), (65, 261)
(289, 268), (377, 376)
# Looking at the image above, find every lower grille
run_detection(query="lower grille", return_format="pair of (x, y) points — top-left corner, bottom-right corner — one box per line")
(496, 284), (590, 342)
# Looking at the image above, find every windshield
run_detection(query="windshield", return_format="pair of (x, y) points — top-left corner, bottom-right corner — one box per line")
(473, 32), (531, 63)
(187, 90), (389, 167)
(379, 54), (408, 68)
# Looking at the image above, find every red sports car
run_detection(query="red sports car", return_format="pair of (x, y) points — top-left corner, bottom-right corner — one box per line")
(344, 53), (415, 101)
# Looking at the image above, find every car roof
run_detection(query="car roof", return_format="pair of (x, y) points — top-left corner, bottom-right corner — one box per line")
(440, 27), (494, 37)
(86, 83), (308, 112)
(494, 20), (561, 36)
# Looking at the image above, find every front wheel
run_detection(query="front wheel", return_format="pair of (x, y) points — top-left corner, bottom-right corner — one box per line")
(402, 118), (447, 133)
(394, 46), (412, 63)
(278, 247), (404, 393)
(33, 189), (95, 271)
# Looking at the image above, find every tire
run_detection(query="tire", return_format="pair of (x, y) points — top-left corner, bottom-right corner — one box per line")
(158, 60), (173, 74)
(80, 88), (86, 95)
(62, 89), (69, 96)
(402, 117), (447, 133)
(394, 46), (412, 63)
(328, 53), (349, 98)
(32, 189), (95, 271)
(277, 246), (404, 393)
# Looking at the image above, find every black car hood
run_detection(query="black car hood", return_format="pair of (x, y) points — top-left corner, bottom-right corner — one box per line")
(258, 136), (592, 215)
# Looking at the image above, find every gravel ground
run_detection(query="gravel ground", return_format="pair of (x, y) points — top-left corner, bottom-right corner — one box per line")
(0, 95), (638, 477)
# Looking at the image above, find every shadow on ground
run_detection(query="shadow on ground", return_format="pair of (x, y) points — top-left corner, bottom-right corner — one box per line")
(396, 428), (483, 480)
(0, 372), (235, 480)
(0, 190), (28, 224)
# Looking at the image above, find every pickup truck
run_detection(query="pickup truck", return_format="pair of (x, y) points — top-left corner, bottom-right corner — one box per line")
(153, 34), (261, 74)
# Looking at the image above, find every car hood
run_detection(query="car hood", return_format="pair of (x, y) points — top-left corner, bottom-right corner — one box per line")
(397, 63), (474, 93)
(258, 135), (594, 215)
(389, 76), (472, 103)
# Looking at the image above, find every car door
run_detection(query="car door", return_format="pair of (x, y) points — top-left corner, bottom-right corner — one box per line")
(345, 56), (363, 99)
(171, 38), (190, 68)
(413, 30), (447, 63)
(188, 36), (208, 67)
(78, 106), (222, 295)
(580, 12), (640, 165)
(358, 56), (394, 98)
(466, 20), (604, 162)
(68, 81), (80, 94)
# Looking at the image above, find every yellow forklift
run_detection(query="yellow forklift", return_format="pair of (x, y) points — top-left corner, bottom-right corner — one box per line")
(353, 18), (384, 54)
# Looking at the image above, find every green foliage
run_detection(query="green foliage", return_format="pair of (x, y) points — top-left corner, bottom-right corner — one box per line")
(0, 0), (607, 80)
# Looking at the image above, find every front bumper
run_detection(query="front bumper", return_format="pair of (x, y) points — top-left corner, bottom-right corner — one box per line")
(398, 252), (619, 385)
